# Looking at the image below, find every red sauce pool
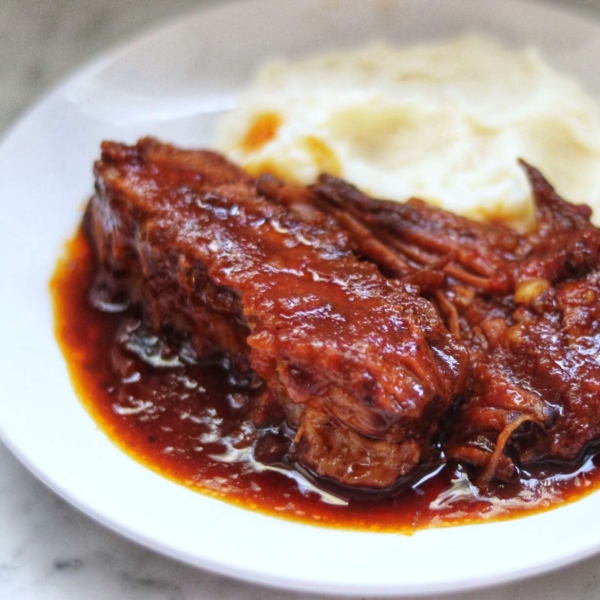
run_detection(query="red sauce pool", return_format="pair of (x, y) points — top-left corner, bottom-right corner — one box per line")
(50, 228), (600, 533)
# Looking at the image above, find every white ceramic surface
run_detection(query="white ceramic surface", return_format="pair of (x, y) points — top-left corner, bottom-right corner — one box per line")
(2, 0), (600, 596)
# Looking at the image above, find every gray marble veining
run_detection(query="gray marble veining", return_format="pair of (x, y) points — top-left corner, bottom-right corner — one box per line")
(4, 0), (600, 598)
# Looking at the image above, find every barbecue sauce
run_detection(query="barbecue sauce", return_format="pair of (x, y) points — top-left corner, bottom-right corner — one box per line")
(50, 228), (600, 533)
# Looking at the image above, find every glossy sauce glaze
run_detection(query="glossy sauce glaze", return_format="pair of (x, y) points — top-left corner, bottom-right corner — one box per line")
(51, 228), (600, 533)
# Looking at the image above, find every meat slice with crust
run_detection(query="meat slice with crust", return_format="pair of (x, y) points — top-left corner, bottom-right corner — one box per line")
(86, 137), (468, 490)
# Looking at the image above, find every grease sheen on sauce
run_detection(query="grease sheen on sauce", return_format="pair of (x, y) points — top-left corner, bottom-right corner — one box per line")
(50, 228), (600, 533)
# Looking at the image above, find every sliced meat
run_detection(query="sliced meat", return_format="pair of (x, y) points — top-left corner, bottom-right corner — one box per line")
(86, 137), (468, 490)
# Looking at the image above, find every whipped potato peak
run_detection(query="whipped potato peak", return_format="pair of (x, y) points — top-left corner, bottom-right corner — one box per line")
(215, 36), (600, 227)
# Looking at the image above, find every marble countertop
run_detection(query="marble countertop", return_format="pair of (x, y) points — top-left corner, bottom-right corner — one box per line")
(4, 0), (600, 598)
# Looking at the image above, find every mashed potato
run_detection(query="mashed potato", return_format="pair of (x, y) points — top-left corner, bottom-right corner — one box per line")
(215, 36), (600, 228)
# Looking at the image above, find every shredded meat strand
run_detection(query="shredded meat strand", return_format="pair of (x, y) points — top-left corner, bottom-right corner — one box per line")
(313, 165), (600, 483)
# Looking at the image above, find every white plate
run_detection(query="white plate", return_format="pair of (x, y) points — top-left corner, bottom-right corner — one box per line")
(2, 0), (600, 596)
